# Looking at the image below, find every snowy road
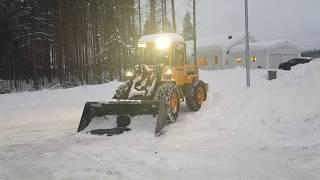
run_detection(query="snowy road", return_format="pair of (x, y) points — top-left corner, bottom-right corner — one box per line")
(1, 60), (320, 180)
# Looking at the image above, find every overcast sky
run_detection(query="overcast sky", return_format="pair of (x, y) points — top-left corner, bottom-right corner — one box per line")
(174, 0), (320, 49)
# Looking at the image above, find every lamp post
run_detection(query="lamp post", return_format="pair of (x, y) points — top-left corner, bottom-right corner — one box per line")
(245, 0), (251, 87)
(193, 0), (197, 66)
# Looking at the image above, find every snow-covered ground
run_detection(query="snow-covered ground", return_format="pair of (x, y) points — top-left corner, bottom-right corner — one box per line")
(1, 59), (320, 180)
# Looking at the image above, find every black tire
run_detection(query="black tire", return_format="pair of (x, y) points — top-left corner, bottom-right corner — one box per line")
(184, 80), (207, 112)
(154, 83), (180, 123)
(116, 115), (131, 127)
(113, 81), (130, 100)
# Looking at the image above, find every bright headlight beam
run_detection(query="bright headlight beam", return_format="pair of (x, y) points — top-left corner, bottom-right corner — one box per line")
(156, 36), (171, 50)
(125, 71), (133, 77)
(138, 43), (146, 48)
(165, 68), (172, 75)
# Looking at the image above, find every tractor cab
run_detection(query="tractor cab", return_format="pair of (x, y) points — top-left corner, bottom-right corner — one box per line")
(137, 33), (198, 86)
(138, 33), (190, 66)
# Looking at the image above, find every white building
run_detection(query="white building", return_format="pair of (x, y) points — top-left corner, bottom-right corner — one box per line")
(229, 40), (303, 69)
(197, 33), (303, 69)
(197, 32), (257, 69)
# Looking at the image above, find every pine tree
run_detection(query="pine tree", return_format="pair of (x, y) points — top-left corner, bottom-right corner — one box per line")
(301, 49), (320, 58)
(182, 11), (193, 41)
(0, 0), (138, 91)
(143, 19), (153, 35)
(171, 0), (176, 33)
(143, 0), (159, 35)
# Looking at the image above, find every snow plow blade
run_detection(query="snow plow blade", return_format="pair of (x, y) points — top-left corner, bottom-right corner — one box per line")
(77, 100), (168, 136)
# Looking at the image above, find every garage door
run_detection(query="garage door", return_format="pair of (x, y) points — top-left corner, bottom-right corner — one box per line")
(269, 54), (282, 69)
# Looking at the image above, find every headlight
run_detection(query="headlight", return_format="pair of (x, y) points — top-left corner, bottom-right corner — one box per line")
(125, 71), (134, 77)
(165, 68), (173, 75)
(156, 36), (171, 50)
(138, 43), (146, 48)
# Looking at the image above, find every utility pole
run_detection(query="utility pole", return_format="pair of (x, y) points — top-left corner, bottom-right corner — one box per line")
(245, 0), (251, 87)
(193, 0), (197, 66)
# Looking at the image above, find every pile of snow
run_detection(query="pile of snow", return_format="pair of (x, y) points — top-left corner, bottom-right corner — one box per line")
(231, 39), (304, 53)
(0, 59), (320, 180)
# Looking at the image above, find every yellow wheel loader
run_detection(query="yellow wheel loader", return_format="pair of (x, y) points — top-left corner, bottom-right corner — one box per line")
(77, 33), (208, 136)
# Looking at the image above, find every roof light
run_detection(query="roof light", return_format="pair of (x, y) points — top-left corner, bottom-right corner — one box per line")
(156, 36), (171, 50)
(165, 68), (172, 75)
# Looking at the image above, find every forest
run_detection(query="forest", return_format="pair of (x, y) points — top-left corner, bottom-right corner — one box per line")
(0, 0), (193, 92)
(301, 49), (320, 59)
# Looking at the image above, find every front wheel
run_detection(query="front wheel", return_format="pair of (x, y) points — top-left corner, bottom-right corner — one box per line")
(184, 80), (207, 112)
(154, 83), (180, 123)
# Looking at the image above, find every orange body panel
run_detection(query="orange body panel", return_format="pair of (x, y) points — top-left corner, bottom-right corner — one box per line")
(172, 64), (199, 86)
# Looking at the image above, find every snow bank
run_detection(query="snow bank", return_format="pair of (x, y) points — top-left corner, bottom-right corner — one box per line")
(200, 59), (320, 140)
(1, 60), (320, 180)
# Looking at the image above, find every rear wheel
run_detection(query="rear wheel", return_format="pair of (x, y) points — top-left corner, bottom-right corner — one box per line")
(154, 83), (180, 123)
(184, 80), (207, 112)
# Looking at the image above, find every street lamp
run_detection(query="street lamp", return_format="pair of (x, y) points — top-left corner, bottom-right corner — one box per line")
(193, 0), (197, 66)
(245, 0), (251, 87)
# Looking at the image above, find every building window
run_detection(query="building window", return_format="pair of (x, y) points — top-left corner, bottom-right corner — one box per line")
(235, 57), (242, 64)
(197, 57), (208, 66)
(251, 56), (257, 62)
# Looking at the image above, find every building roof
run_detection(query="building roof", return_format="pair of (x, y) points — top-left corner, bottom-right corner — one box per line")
(138, 33), (184, 45)
(230, 40), (304, 53)
(198, 32), (257, 51)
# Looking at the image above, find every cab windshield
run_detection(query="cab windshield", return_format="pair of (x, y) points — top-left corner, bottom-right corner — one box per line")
(140, 45), (170, 65)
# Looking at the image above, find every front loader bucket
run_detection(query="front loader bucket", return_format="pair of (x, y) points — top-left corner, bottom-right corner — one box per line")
(77, 100), (168, 136)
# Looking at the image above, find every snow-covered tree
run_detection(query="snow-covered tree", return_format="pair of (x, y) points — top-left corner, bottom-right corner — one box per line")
(0, 0), (138, 91)
(182, 11), (194, 41)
